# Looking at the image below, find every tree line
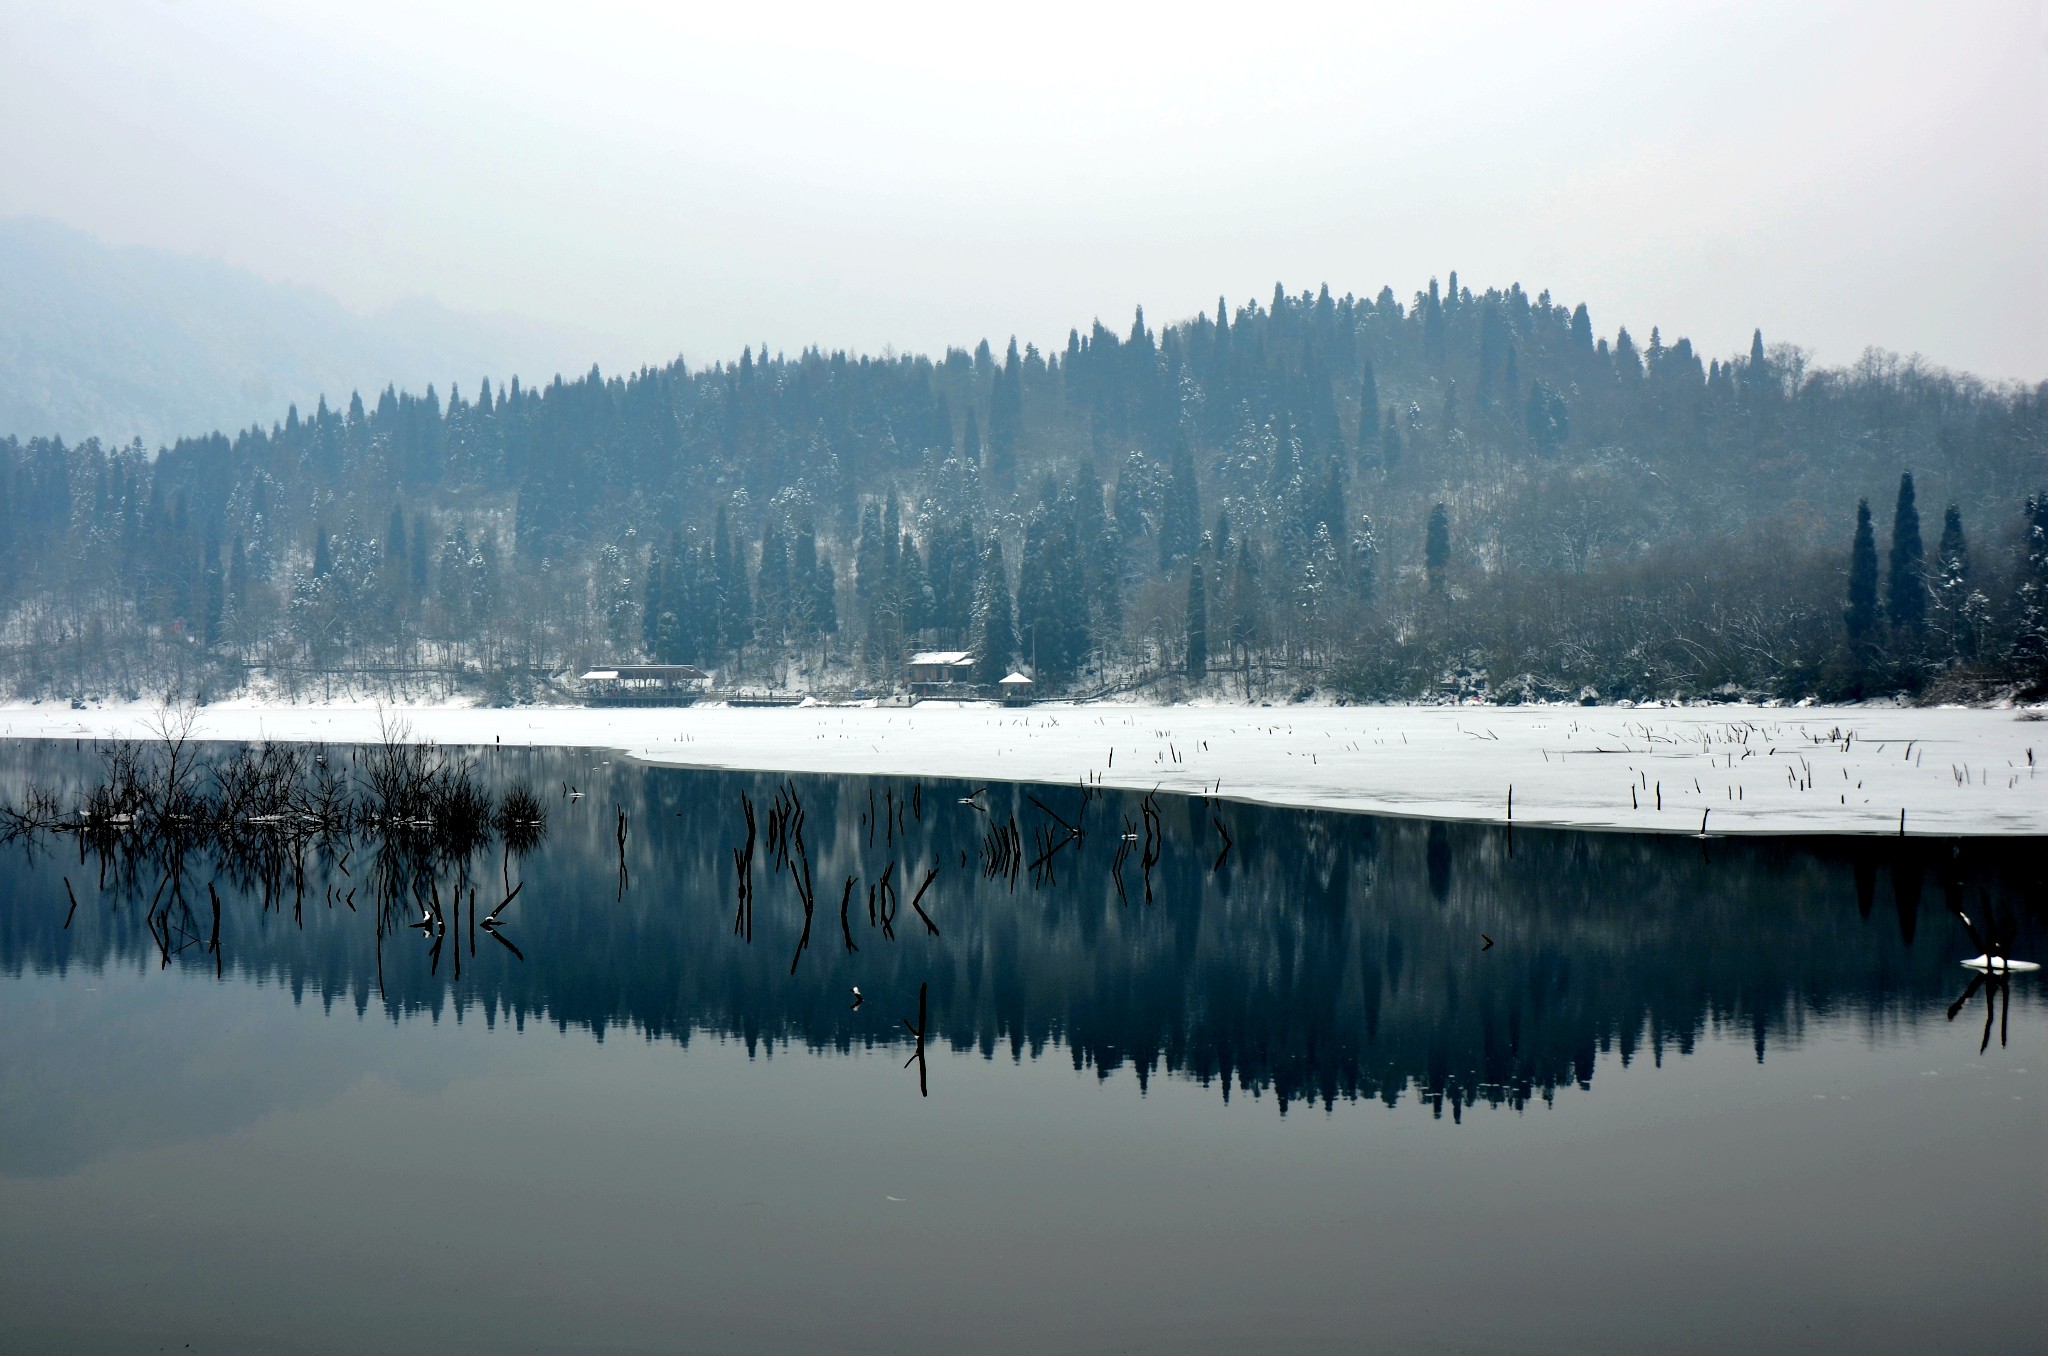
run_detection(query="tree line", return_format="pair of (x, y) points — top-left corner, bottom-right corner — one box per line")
(0, 275), (2043, 703)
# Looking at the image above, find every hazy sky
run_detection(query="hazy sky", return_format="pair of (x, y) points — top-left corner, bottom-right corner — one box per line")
(4, 0), (2043, 381)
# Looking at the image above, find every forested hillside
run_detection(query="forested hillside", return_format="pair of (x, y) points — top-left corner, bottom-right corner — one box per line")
(2, 277), (2045, 704)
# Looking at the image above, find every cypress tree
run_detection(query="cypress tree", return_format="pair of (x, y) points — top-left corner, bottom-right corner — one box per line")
(1424, 503), (1450, 593)
(1185, 559), (1208, 679)
(1885, 472), (1925, 638)
(1845, 499), (1879, 650)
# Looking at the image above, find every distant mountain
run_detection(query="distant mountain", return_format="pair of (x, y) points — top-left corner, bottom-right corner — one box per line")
(0, 218), (613, 447)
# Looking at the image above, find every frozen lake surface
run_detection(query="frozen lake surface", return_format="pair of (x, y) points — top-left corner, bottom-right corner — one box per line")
(3, 699), (2043, 835)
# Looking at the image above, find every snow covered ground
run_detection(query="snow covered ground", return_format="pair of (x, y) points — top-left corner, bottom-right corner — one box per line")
(2, 700), (2043, 837)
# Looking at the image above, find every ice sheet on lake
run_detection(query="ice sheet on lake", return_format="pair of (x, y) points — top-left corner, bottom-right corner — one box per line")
(1, 700), (2042, 836)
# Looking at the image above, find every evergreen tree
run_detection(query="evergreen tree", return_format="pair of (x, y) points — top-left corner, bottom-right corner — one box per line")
(988, 338), (1022, 485)
(1845, 499), (1880, 651)
(679, 545), (715, 663)
(2012, 493), (2048, 678)
(409, 516), (430, 592)
(1613, 328), (1641, 379)
(1526, 381), (1569, 452)
(1227, 538), (1261, 682)
(1350, 513), (1379, 611)
(898, 532), (934, 635)
(1425, 503), (1450, 593)
(1934, 503), (1974, 659)
(713, 505), (751, 656)
(962, 407), (983, 466)
(1016, 490), (1084, 683)
(854, 502), (887, 610)
(971, 539), (1015, 685)
(226, 534), (248, 636)
(471, 531), (499, 627)
(790, 519), (821, 643)
(1885, 471), (1925, 640)
(882, 492), (901, 584)
(1185, 558), (1208, 679)
(925, 517), (978, 641)
(755, 518), (790, 647)
(1744, 328), (1771, 398)
(1160, 431), (1201, 569)
(201, 521), (223, 648)
(812, 547), (838, 643)
(1569, 303), (1594, 352)
(1314, 456), (1346, 545)
(1357, 364), (1380, 446)
(641, 542), (667, 658)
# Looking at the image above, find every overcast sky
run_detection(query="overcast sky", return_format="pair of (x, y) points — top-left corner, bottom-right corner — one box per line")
(4, 0), (2043, 381)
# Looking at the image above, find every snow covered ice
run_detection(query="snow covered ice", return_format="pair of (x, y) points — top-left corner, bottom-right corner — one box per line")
(3, 700), (2042, 837)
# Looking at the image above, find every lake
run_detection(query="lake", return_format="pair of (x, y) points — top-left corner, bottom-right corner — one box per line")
(0, 739), (2040, 1354)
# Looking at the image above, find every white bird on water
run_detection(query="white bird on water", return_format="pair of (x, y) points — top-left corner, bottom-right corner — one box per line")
(850, 986), (864, 1010)
(1963, 955), (2039, 973)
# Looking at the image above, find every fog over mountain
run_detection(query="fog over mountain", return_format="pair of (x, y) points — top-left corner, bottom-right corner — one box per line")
(0, 218), (611, 448)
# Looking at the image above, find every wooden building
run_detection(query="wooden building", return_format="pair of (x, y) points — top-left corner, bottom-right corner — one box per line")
(579, 664), (711, 706)
(906, 650), (976, 695)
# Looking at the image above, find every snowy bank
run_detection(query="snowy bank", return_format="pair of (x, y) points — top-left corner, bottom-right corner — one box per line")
(1, 701), (2042, 837)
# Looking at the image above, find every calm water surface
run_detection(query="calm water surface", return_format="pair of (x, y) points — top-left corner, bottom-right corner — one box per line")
(0, 740), (2041, 1355)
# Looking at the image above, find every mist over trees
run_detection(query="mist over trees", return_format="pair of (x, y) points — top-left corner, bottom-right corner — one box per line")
(1, 276), (2044, 704)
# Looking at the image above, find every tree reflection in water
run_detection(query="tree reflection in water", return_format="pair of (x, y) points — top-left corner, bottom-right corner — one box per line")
(2, 739), (2040, 1117)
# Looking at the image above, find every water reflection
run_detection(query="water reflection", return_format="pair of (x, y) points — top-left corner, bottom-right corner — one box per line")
(1, 739), (2041, 1121)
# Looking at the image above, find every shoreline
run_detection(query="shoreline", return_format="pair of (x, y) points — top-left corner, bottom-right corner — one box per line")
(1, 700), (2042, 838)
